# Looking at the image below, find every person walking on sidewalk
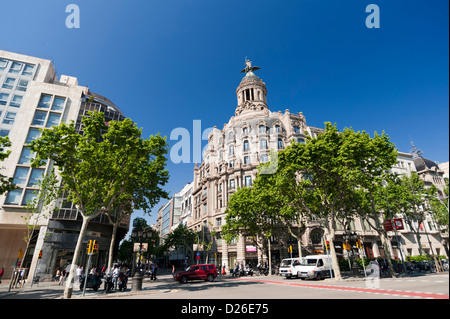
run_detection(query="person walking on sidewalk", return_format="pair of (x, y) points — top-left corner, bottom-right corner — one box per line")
(0, 267), (4, 283)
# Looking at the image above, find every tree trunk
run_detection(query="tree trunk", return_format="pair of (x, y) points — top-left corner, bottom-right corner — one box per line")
(107, 221), (119, 273)
(63, 214), (91, 299)
(324, 226), (342, 280)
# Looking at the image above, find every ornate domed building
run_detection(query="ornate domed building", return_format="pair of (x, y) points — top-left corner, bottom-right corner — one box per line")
(188, 59), (324, 268)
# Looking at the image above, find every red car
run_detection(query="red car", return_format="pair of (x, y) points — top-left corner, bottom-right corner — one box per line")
(174, 264), (218, 283)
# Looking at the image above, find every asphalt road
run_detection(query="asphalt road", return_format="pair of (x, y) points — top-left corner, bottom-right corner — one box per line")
(1, 271), (448, 300)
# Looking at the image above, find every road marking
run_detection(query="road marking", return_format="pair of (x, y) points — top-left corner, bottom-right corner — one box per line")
(232, 278), (449, 299)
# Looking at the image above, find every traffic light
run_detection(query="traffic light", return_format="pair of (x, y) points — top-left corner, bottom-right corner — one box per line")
(86, 240), (93, 254)
(343, 241), (349, 250)
(92, 240), (99, 254)
(287, 245), (292, 253)
(38, 250), (43, 259)
(325, 241), (330, 251)
(356, 239), (362, 249)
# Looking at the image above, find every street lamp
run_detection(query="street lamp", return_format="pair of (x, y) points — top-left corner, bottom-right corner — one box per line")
(130, 226), (152, 291)
(343, 229), (361, 277)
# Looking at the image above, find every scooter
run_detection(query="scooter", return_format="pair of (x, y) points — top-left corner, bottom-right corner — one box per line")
(79, 273), (102, 291)
(104, 273), (114, 293)
(117, 272), (128, 291)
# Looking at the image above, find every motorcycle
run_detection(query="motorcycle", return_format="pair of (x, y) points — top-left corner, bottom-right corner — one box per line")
(117, 272), (128, 291)
(104, 273), (114, 293)
(79, 273), (102, 291)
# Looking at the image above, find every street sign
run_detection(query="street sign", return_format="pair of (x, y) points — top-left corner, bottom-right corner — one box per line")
(384, 220), (393, 231)
(196, 255), (200, 260)
(133, 243), (148, 252)
(393, 218), (404, 230)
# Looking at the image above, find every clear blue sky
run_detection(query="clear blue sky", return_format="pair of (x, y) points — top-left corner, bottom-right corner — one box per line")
(1, 0), (448, 226)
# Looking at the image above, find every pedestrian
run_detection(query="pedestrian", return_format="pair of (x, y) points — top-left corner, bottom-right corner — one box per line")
(0, 267), (4, 283)
(151, 263), (158, 281)
(75, 265), (82, 283)
(59, 269), (65, 286)
(172, 264), (176, 277)
(222, 264), (226, 276)
(55, 268), (61, 282)
(113, 266), (120, 290)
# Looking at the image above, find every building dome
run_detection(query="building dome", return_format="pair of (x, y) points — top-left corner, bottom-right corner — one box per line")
(413, 156), (439, 172)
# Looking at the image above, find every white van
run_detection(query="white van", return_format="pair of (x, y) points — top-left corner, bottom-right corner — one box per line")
(297, 255), (334, 280)
(279, 257), (304, 279)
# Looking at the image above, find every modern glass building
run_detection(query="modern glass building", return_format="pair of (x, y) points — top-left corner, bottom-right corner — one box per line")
(0, 50), (130, 281)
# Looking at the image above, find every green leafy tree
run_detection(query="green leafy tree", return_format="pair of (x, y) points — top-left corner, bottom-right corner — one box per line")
(0, 136), (15, 194)
(254, 122), (397, 280)
(29, 111), (169, 298)
(163, 223), (199, 265)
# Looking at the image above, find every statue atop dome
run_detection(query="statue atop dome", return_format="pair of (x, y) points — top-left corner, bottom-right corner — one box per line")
(240, 57), (261, 74)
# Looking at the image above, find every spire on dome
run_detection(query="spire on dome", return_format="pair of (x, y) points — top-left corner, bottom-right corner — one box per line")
(240, 57), (260, 74)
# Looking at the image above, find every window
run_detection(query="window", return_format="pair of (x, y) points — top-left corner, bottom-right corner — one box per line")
(0, 93), (9, 105)
(2, 112), (16, 125)
(38, 94), (52, 108)
(243, 140), (249, 152)
(216, 218), (222, 226)
(52, 97), (66, 111)
(22, 64), (35, 76)
(5, 189), (23, 205)
(229, 159), (234, 168)
(293, 126), (300, 134)
(19, 147), (34, 164)
(26, 128), (41, 144)
(0, 129), (10, 137)
(9, 95), (22, 107)
(245, 176), (252, 187)
(0, 58), (7, 70)
(260, 139), (267, 150)
(16, 79), (28, 91)
(259, 125), (265, 133)
(229, 144), (234, 155)
(13, 167), (30, 186)
(275, 125), (281, 133)
(244, 156), (250, 164)
(229, 179), (235, 189)
(2, 77), (15, 89)
(28, 168), (45, 187)
(9, 61), (22, 74)
(277, 138), (284, 149)
(22, 190), (37, 206)
(243, 127), (248, 135)
(32, 110), (47, 126)
(261, 154), (269, 163)
(46, 113), (61, 127)
(297, 138), (305, 144)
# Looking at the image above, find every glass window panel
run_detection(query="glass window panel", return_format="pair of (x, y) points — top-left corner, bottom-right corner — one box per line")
(32, 110), (47, 126)
(9, 61), (22, 73)
(2, 77), (15, 89)
(5, 189), (23, 205)
(38, 94), (52, 108)
(51, 97), (65, 111)
(0, 129), (10, 137)
(22, 64), (35, 76)
(0, 58), (7, 70)
(26, 128), (41, 144)
(2, 112), (16, 125)
(46, 113), (61, 127)
(22, 190), (37, 206)
(13, 167), (30, 186)
(16, 79), (28, 91)
(28, 168), (45, 187)
(9, 95), (22, 107)
(0, 93), (9, 105)
(19, 147), (34, 164)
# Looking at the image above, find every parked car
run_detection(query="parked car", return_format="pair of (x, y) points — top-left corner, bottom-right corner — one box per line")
(174, 264), (218, 283)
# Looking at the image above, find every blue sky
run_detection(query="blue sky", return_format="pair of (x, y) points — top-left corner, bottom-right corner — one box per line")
(1, 0), (448, 226)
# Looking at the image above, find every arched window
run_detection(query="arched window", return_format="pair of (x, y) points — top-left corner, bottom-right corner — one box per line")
(229, 144), (234, 155)
(259, 125), (266, 133)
